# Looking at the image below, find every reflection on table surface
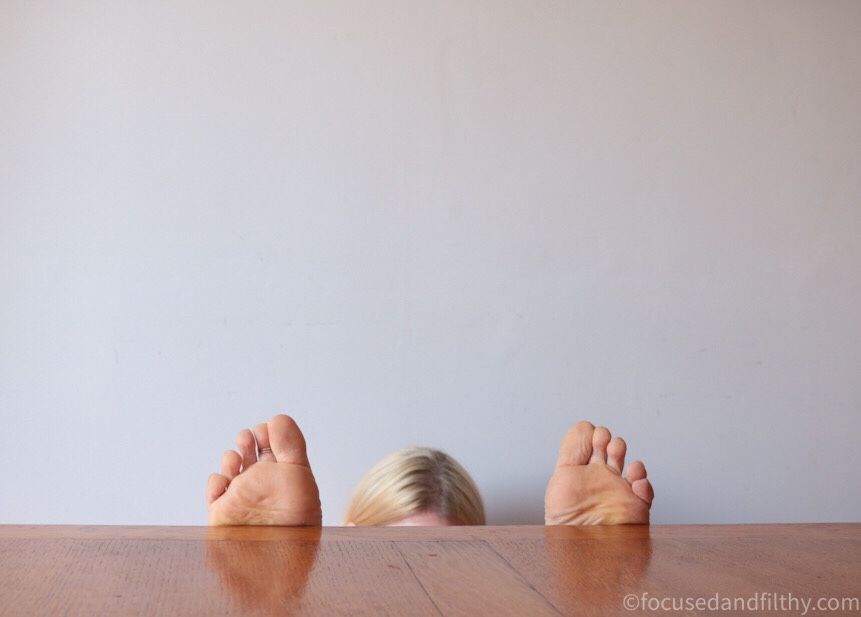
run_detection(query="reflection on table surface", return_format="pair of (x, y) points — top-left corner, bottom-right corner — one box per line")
(0, 524), (858, 616)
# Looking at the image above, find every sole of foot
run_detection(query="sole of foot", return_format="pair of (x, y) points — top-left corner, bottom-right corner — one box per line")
(207, 414), (322, 526)
(545, 421), (653, 525)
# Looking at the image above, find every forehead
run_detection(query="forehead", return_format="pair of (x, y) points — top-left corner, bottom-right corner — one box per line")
(387, 511), (454, 527)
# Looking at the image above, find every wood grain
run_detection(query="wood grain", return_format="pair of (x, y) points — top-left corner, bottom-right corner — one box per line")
(0, 525), (858, 616)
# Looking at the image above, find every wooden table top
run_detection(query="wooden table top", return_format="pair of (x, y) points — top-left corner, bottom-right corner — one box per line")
(1, 524), (858, 616)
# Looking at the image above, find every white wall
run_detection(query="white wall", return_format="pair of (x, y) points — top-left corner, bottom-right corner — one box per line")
(1, 1), (859, 526)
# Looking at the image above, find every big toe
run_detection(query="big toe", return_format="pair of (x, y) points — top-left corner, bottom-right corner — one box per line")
(557, 421), (596, 467)
(268, 414), (312, 467)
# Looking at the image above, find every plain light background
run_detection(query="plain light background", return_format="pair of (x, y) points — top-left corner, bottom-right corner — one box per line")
(1, 2), (859, 526)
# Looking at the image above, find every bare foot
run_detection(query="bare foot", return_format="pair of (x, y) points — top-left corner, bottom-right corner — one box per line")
(207, 415), (322, 526)
(545, 421), (653, 525)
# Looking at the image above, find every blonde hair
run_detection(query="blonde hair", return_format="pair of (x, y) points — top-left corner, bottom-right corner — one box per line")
(343, 447), (486, 526)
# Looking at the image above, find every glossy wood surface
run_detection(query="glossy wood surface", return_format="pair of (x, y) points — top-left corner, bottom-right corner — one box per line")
(1, 524), (858, 616)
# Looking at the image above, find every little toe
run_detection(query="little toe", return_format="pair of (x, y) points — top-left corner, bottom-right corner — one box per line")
(589, 426), (612, 464)
(236, 429), (257, 471)
(556, 421), (596, 467)
(268, 414), (311, 466)
(631, 478), (654, 505)
(221, 450), (242, 480)
(206, 473), (229, 505)
(253, 423), (276, 462)
(624, 461), (653, 505)
(606, 436), (627, 473)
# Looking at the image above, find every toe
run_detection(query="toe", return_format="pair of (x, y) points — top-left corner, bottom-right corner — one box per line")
(236, 429), (257, 471)
(625, 460), (647, 483)
(220, 450), (242, 480)
(253, 423), (276, 462)
(589, 426), (612, 464)
(625, 461), (655, 506)
(268, 414), (311, 467)
(206, 473), (229, 505)
(631, 478), (654, 505)
(556, 421), (595, 467)
(625, 461), (653, 505)
(606, 437), (627, 473)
